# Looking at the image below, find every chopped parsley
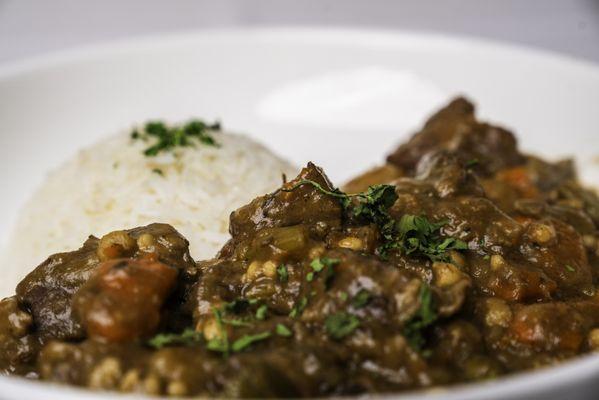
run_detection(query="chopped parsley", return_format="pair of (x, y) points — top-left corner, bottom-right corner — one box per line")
(208, 305), (273, 354)
(222, 318), (253, 327)
(131, 119), (221, 157)
(275, 323), (293, 337)
(206, 307), (229, 354)
(151, 168), (164, 176)
(386, 215), (468, 262)
(206, 338), (229, 353)
(283, 180), (466, 263)
(308, 257), (339, 285)
(566, 264), (576, 272)
(231, 332), (271, 352)
(465, 158), (479, 168)
(352, 289), (372, 308)
(147, 328), (202, 349)
(223, 298), (257, 314)
(283, 180), (396, 223)
(150, 298), (276, 355)
(310, 257), (338, 272)
(403, 284), (438, 351)
(277, 264), (289, 283)
(219, 298), (261, 327)
(350, 184), (398, 226)
(255, 304), (268, 320)
(325, 312), (360, 340)
(289, 297), (308, 318)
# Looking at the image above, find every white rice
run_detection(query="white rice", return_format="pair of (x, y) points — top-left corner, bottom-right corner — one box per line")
(1, 128), (296, 294)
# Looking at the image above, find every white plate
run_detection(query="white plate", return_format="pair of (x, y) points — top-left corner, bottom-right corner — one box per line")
(0, 28), (598, 400)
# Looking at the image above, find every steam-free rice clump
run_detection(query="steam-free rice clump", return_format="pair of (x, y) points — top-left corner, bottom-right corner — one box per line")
(0, 123), (296, 294)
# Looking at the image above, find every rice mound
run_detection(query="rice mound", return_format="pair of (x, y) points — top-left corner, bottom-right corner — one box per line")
(1, 128), (296, 294)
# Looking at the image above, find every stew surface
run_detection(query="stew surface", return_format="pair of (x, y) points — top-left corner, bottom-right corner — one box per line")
(2, 98), (599, 397)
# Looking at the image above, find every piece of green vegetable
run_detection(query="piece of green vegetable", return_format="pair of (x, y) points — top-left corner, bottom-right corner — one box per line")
(270, 226), (306, 252)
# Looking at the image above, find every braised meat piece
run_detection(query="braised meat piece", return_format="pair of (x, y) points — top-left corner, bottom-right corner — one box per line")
(386, 97), (524, 176)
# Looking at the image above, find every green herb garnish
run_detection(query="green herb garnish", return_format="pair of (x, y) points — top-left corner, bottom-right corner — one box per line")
(310, 257), (338, 272)
(222, 318), (253, 327)
(151, 168), (164, 176)
(352, 289), (372, 308)
(255, 304), (268, 320)
(206, 307), (229, 354)
(231, 332), (271, 352)
(566, 264), (576, 272)
(147, 328), (202, 349)
(465, 158), (479, 168)
(275, 323), (293, 337)
(386, 215), (468, 262)
(289, 296), (308, 318)
(283, 180), (466, 263)
(283, 180), (396, 223)
(223, 298), (255, 314)
(277, 264), (289, 283)
(325, 312), (360, 340)
(309, 257), (339, 285)
(350, 184), (398, 226)
(132, 119), (221, 157)
(403, 284), (437, 351)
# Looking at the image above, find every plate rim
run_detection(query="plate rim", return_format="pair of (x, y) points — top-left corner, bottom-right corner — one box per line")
(0, 26), (598, 79)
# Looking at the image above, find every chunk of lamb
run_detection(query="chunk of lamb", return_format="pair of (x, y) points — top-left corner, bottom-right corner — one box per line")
(387, 97), (524, 177)
(16, 223), (195, 342)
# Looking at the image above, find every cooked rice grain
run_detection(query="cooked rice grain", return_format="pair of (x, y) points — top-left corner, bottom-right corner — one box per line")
(1, 128), (296, 294)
